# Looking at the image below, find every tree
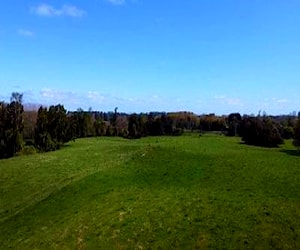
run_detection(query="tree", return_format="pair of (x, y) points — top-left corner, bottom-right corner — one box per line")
(73, 108), (95, 138)
(35, 106), (55, 151)
(6, 93), (24, 157)
(128, 114), (142, 138)
(241, 117), (283, 147)
(128, 114), (138, 138)
(293, 119), (300, 149)
(47, 104), (68, 144)
(94, 117), (106, 136)
(65, 114), (77, 141)
(110, 107), (118, 136)
(199, 114), (226, 132)
(0, 93), (25, 158)
(35, 104), (70, 152)
(0, 102), (8, 157)
(147, 117), (164, 136)
(227, 113), (241, 136)
(23, 111), (38, 145)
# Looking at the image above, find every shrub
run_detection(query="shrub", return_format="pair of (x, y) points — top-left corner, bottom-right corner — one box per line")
(17, 145), (37, 156)
(241, 118), (283, 147)
(293, 119), (300, 149)
(281, 126), (294, 140)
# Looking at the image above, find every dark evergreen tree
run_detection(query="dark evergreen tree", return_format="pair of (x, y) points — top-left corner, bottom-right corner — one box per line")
(35, 106), (55, 151)
(65, 114), (77, 142)
(73, 109), (95, 137)
(227, 113), (242, 136)
(47, 104), (68, 144)
(128, 114), (141, 138)
(110, 107), (118, 136)
(8, 93), (24, 156)
(241, 117), (283, 147)
(94, 117), (106, 136)
(293, 119), (300, 149)
(0, 102), (8, 158)
(35, 104), (71, 151)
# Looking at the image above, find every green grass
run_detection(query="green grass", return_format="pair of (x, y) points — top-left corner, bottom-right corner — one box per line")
(0, 134), (299, 249)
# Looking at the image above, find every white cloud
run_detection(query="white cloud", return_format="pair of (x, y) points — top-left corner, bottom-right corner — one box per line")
(31, 4), (55, 17)
(40, 88), (55, 98)
(38, 89), (110, 110)
(31, 4), (86, 17)
(276, 98), (289, 104)
(214, 95), (243, 106)
(87, 91), (105, 103)
(105, 0), (139, 6)
(106, 0), (126, 6)
(61, 5), (86, 17)
(39, 88), (80, 106)
(17, 29), (34, 37)
(248, 97), (296, 115)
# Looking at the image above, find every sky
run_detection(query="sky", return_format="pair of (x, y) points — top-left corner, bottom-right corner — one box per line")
(0, 0), (299, 115)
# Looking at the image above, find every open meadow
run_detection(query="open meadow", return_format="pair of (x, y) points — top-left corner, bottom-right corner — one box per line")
(0, 134), (299, 249)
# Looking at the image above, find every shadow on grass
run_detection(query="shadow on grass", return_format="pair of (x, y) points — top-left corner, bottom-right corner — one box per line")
(280, 149), (300, 157)
(238, 141), (279, 149)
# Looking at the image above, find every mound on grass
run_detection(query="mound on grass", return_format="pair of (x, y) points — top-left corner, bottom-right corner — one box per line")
(0, 134), (299, 249)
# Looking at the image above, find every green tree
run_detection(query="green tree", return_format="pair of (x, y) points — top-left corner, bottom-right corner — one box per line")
(47, 104), (68, 144)
(73, 108), (95, 138)
(35, 104), (70, 152)
(65, 114), (77, 142)
(110, 107), (118, 136)
(94, 117), (106, 136)
(7, 93), (24, 156)
(241, 117), (283, 147)
(35, 106), (55, 151)
(227, 113), (242, 136)
(0, 102), (8, 157)
(128, 114), (141, 138)
(293, 119), (300, 149)
(0, 93), (24, 158)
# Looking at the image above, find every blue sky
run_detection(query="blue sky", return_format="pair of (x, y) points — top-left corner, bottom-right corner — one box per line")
(0, 0), (299, 114)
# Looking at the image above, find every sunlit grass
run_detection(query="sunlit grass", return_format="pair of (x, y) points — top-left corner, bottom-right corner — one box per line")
(0, 134), (299, 249)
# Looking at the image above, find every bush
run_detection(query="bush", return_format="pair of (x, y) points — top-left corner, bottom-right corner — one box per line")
(17, 145), (37, 156)
(281, 126), (294, 139)
(293, 119), (300, 149)
(172, 128), (183, 136)
(241, 118), (283, 147)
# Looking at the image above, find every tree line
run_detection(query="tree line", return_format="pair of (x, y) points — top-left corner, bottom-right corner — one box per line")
(1, 92), (300, 159)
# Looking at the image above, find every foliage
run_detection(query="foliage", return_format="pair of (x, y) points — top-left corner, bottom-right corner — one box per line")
(34, 105), (71, 152)
(93, 117), (106, 136)
(17, 145), (37, 155)
(2, 92), (298, 158)
(168, 112), (198, 130)
(128, 114), (143, 138)
(199, 114), (226, 132)
(293, 118), (300, 148)
(241, 117), (283, 147)
(227, 113), (242, 136)
(71, 109), (95, 138)
(35, 107), (53, 152)
(23, 111), (38, 143)
(0, 135), (299, 249)
(127, 113), (184, 138)
(0, 93), (24, 158)
(281, 126), (295, 139)
(47, 104), (68, 143)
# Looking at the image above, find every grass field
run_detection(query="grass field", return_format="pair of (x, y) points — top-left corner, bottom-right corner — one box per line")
(0, 134), (299, 249)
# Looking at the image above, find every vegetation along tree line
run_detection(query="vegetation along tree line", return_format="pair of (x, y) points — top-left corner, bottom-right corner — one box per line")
(0, 92), (299, 159)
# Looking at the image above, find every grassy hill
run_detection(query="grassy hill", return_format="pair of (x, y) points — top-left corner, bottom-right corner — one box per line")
(0, 134), (299, 249)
